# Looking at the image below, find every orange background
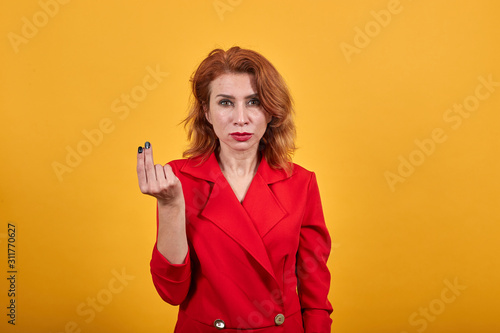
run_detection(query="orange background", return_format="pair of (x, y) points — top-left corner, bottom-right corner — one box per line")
(1, 1), (499, 332)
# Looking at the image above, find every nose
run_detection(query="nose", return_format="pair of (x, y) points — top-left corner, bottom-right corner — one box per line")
(233, 103), (249, 126)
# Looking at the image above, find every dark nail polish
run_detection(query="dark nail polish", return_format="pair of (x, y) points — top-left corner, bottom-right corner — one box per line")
(138, 146), (143, 153)
(145, 141), (151, 149)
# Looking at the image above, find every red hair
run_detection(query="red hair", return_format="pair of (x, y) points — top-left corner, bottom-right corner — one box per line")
(183, 46), (296, 172)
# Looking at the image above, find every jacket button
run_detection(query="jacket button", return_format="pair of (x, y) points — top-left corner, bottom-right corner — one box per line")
(274, 313), (285, 325)
(214, 319), (225, 330)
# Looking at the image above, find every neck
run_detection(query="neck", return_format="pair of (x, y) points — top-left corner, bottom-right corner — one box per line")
(217, 145), (260, 177)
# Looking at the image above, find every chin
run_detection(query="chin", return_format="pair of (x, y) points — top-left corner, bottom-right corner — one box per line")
(226, 141), (259, 152)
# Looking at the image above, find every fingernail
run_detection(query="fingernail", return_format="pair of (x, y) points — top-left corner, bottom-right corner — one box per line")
(138, 146), (143, 153)
(145, 141), (151, 149)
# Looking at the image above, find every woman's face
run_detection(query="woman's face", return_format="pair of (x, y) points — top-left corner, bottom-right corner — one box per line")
(205, 73), (271, 155)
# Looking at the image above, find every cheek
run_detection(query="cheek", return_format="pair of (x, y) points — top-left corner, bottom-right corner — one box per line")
(209, 111), (231, 132)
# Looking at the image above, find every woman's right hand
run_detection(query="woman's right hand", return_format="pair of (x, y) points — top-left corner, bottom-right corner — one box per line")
(136, 142), (184, 208)
(137, 142), (188, 264)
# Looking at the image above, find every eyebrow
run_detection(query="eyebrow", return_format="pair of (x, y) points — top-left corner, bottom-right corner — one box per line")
(215, 93), (259, 99)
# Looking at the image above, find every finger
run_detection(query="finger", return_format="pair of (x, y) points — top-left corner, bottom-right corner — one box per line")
(155, 164), (167, 189)
(136, 146), (148, 192)
(143, 141), (156, 183)
(164, 164), (178, 186)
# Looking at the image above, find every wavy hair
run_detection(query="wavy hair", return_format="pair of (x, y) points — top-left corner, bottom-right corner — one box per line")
(183, 46), (296, 173)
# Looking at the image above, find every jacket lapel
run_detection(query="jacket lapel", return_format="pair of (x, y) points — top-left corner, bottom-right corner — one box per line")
(241, 158), (288, 238)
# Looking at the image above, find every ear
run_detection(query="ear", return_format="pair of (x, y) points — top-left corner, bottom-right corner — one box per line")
(203, 103), (211, 124)
(266, 114), (273, 124)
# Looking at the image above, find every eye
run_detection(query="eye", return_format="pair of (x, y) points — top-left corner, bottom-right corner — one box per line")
(248, 98), (260, 106)
(219, 99), (233, 106)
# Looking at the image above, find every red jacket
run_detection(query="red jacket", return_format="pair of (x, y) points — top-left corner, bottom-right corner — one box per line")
(150, 153), (333, 332)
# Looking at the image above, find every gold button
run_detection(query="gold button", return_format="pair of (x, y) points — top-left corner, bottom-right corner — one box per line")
(214, 319), (225, 330)
(274, 313), (285, 325)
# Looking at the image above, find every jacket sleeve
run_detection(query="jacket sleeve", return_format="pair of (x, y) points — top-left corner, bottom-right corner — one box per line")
(149, 160), (192, 305)
(150, 241), (191, 305)
(297, 172), (333, 332)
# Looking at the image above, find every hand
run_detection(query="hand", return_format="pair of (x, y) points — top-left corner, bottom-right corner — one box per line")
(136, 142), (184, 207)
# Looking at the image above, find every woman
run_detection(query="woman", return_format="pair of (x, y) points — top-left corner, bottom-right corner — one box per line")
(137, 47), (333, 332)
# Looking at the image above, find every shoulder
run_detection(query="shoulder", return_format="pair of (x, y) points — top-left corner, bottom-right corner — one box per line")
(167, 154), (209, 169)
(290, 162), (316, 181)
(258, 158), (316, 185)
(167, 158), (189, 169)
(167, 154), (220, 182)
(164, 158), (187, 175)
(291, 163), (312, 175)
(288, 163), (322, 191)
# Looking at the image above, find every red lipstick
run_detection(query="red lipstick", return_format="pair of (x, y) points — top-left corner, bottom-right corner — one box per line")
(230, 132), (253, 141)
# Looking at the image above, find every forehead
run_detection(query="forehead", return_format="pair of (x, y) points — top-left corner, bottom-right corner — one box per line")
(209, 73), (257, 95)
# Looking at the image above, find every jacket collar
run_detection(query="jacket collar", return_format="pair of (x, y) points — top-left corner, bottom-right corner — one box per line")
(180, 152), (293, 184)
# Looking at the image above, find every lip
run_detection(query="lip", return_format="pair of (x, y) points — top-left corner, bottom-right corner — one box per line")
(230, 132), (253, 142)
